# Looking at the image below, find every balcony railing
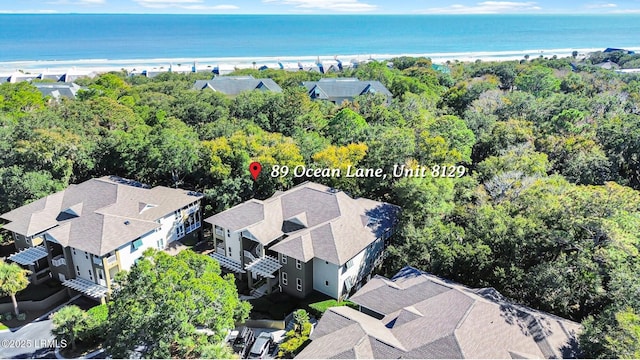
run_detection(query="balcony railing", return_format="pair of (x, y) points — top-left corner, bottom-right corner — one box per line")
(215, 228), (224, 237)
(52, 256), (66, 267)
(186, 221), (201, 234)
(243, 250), (256, 264)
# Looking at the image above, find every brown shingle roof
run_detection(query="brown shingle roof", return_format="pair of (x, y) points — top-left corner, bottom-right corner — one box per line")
(0, 176), (203, 256)
(205, 200), (265, 232)
(296, 266), (582, 359)
(204, 182), (400, 265)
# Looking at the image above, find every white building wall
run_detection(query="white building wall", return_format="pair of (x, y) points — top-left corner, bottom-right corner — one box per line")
(313, 258), (339, 299)
(227, 231), (242, 263)
(162, 213), (179, 244)
(337, 237), (385, 297)
(337, 247), (369, 297)
(70, 248), (96, 282)
(116, 229), (161, 272)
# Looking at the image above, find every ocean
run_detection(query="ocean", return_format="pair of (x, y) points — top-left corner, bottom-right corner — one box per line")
(1, 14), (640, 66)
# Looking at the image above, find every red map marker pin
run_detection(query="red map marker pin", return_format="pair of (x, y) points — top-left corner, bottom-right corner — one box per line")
(249, 162), (262, 181)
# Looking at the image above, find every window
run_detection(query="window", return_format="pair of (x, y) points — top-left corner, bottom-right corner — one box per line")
(281, 272), (288, 286)
(296, 259), (302, 270)
(72, 249), (76, 255)
(132, 238), (143, 251)
(282, 255), (287, 264)
(296, 278), (302, 292)
(176, 224), (185, 239)
(344, 276), (355, 292)
(325, 280), (329, 286)
(345, 258), (354, 269)
(85, 252), (88, 259)
(76, 265), (79, 271)
(228, 247), (232, 256)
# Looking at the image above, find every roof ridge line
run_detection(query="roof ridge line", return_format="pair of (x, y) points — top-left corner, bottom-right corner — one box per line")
(455, 298), (477, 331)
(96, 212), (158, 223)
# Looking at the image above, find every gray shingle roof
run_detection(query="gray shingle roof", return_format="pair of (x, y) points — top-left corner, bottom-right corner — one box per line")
(296, 266), (582, 359)
(302, 78), (392, 101)
(193, 75), (282, 95)
(33, 82), (82, 99)
(204, 182), (400, 265)
(0, 176), (203, 256)
(205, 200), (265, 232)
(33, 83), (81, 99)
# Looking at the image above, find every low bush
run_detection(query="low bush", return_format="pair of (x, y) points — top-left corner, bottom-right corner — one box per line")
(79, 304), (108, 343)
(277, 322), (312, 358)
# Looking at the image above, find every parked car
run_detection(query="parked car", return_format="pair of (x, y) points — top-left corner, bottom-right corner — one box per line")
(248, 332), (273, 359)
(232, 326), (256, 357)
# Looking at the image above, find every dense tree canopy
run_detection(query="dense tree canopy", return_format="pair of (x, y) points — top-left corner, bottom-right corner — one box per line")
(105, 249), (249, 358)
(1, 55), (640, 357)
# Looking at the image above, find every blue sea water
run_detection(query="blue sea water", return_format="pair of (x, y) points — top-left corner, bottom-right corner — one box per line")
(1, 14), (640, 63)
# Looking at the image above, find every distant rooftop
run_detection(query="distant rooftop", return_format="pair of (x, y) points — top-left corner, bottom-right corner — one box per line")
(302, 78), (392, 102)
(33, 82), (83, 100)
(193, 75), (282, 95)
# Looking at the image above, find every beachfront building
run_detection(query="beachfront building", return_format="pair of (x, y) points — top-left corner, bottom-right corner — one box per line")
(0, 70), (96, 84)
(302, 78), (392, 105)
(204, 182), (399, 299)
(0, 176), (203, 300)
(193, 75), (282, 95)
(296, 266), (582, 359)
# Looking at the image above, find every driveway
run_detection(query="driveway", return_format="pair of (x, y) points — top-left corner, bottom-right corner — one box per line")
(0, 317), (56, 358)
(0, 296), (99, 359)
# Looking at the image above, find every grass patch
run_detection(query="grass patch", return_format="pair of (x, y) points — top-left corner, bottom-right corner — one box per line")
(0, 322), (8, 330)
(248, 291), (358, 320)
(306, 299), (357, 318)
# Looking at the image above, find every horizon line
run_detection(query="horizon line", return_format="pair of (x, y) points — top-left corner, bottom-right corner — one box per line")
(2, 12), (640, 16)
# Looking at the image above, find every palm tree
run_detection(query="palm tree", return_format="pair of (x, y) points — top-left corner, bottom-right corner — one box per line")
(51, 305), (87, 351)
(292, 309), (310, 334)
(0, 260), (30, 315)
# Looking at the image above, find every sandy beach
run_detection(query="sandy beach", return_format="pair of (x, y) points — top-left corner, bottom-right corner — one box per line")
(1, 47), (637, 76)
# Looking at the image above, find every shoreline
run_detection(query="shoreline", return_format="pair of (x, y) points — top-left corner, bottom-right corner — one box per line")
(1, 47), (637, 75)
